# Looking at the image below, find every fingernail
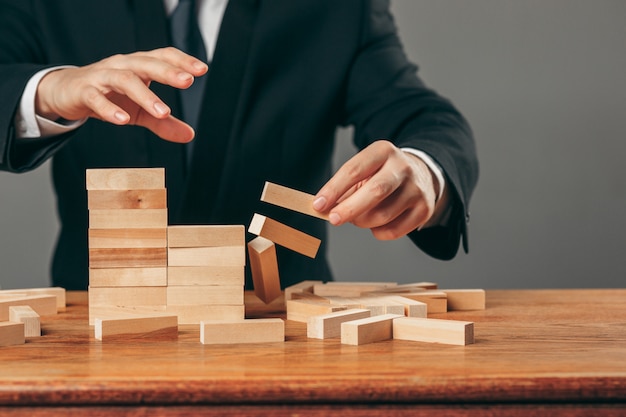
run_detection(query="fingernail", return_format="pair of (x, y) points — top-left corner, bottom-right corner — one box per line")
(329, 212), (341, 225)
(178, 72), (193, 81)
(154, 102), (170, 116)
(313, 196), (327, 211)
(114, 111), (129, 122)
(193, 61), (208, 71)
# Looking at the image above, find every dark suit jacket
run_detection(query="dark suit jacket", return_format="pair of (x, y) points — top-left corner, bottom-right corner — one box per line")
(0, 0), (478, 290)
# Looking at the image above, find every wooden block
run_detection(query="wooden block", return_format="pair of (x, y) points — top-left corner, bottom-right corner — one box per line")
(167, 266), (244, 286)
(87, 305), (168, 326)
(166, 285), (243, 305)
(0, 321), (25, 347)
(9, 306), (40, 337)
(248, 237), (282, 304)
(89, 247), (167, 269)
(286, 299), (347, 323)
(94, 315), (178, 341)
(86, 168), (165, 190)
(340, 314), (403, 346)
(313, 282), (398, 298)
(165, 304), (245, 325)
(441, 289), (486, 311)
(0, 288), (66, 311)
(291, 292), (332, 303)
(88, 286), (167, 307)
(248, 214), (320, 258)
(167, 225), (244, 248)
(307, 309), (371, 339)
(284, 280), (318, 300)
(88, 228), (167, 248)
(87, 189), (167, 210)
(167, 246), (245, 267)
(89, 267), (168, 287)
(372, 282), (437, 293)
(399, 291), (448, 314)
(89, 209), (168, 229)
(393, 317), (474, 346)
(0, 295), (57, 321)
(383, 295), (427, 318)
(323, 296), (364, 309)
(260, 181), (329, 220)
(356, 296), (405, 316)
(200, 319), (284, 344)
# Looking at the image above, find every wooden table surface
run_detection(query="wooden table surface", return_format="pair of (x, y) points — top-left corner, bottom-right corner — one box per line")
(0, 289), (625, 416)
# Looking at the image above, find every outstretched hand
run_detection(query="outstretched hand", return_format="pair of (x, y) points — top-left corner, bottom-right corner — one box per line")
(35, 47), (208, 143)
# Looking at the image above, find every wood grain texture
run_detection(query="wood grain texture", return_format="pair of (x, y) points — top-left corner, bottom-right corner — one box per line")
(167, 225), (244, 248)
(0, 288), (66, 311)
(164, 304), (245, 325)
(167, 266), (244, 286)
(284, 280), (318, 300)
(442, 289), (486, 311)
(89, 209), (168, 229)
(86, 168), (165, 190)
(399, 291), (448, 314)
(260, 181), (329, 220)
(9, 306), (41, 337)
(88, 228), (167, 249)
(314, 282), (398, 297)
(0, 321), (24, 346)
(286, 299), (347, 323)
(248, 214), (320, 258)
(0, 295), (57, 321)
(167, 246), (246, 267)
(307, 308), (371, 339)
(88, 248), (167, 269)
(88, 286), (167, 308)
(87, 189), (167, 210)
(340, 314), (403, 345)
(166, 285), (243, 306)
(248, 237), (282, 304)
(89, 267), (168, 287)
(94, 316), (178, 341)
(200, 319), (284, 345)
(393, 317), (474, 346)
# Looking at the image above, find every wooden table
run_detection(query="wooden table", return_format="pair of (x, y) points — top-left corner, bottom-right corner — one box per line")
(0, 289), (625, 416)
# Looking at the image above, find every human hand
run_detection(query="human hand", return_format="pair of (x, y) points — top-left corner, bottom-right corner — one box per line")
(35, 47), (208, 143)
(313, 140), (446, 240)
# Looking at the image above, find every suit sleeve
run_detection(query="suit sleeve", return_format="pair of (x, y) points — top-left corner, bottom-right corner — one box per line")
(340, 0), (479, 259)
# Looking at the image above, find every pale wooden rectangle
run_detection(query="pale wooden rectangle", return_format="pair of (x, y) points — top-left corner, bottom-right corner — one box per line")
(374, 282), (438, 293)
(384, 295), (427, 318)
(0, 295), (57, 321)
(200, 319), (284, 344)
(166, 285), (243, 306)
(307, 309), (371, 339)
(94, 315), (178, 341)
(88, 305), (168, 326)
(167, 225), (244, 248)
(167, 246), (245, 267)
(0, 321), (25, 346)
(442, 289), (486, 311)
(284, 280), (318, 300)
(88, 286), (167, 307)
(392, 317), (474, 346)
(356, 296), (406, 316)
(286, 299), (347, 323)
(88, 228), (167, 248)
(167, 266), (244, 286)
(9, 306), (41, 337)
(87, 189), (167, 210)
(260, 181), (329, 220)
(340, 314), (403, 346)
(399, 291), (448, 314)
(313, 282), (398, 298)
(248, 237), (282, 304)
(165, 304), (245, 325)
(89, 209), (168, 229)
(89, 247), (167, 269)
(89, 267), (167, 287)
(86, 168), (165, 190)
(0, 288), (65, 311)
(248, 214), (320, 258)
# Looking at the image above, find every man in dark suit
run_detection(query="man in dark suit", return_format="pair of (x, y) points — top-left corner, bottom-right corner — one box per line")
(0, 0), (478, 290)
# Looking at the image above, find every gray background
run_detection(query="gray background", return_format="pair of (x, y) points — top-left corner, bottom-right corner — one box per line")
(0, 1), (624, 290)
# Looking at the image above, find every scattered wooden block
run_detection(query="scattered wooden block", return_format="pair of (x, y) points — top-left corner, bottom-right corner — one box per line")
(291, 292), (332, 303)
(307, 309), (371, 339)
(89, 247), (167, 269)
(167, 246), (246, 267)
(441, 289), (486, 311)
(383, 295), (427, 318)
(0, 295), (57, 321)
(392, 317), (474, 346)
(399, 291), (448, 314)
(166, 285), (243, 306)
(260, 181), (329, 220)
(372, 282), (437, 293)
(94, 315), (178, 341)
(165, 304), (245, 325)
(248, 237), (282, 304)
(167, 266), (244, 286)
(87, 189), (167, 210)
(167, 225), (244, 248)
(9, 306), (41, 337)
(340, 314), (403, 346)
(284, 280), (318, 300)
(88, 286), (167, 308)
(200, 319), (284, 344)
(87, 305), (168, 326)
(0, 288), (66, 311)
(86, 168), (165, 190)
(89, 209), (168, 229)
(0, 321), (25, 346)
(88, 228), (167, 249)
(248, 214), (320, 258)
(313, 282), (398, 298)
(89, 267), (168, 287)
(286, 299), (347, 323)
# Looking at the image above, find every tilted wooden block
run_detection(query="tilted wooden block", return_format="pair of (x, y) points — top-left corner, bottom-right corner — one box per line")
(0, 295), (57, 321)
(166, 285), (243, 306)
(286, 299), (347, 323)
(89, 247), (167, 269)
(313, 282), (398, 298)
(86, 168), (165, 190)
(248, 237), (282, 304)
(89, 209), (168, 229)
(87, 189), (167, 210)
(441, 289), (486, 311)
(307, 309), (371, 339)
(340, 314), (403, 346)
(0, 288), (66, 311)
(167, 225), (245, 248)
(260, 181), (329, 221)
(89, 267), (168, 287)
(88, 228), (167, 249)
(392, 317), (474, 346)
(200, 319), (285, 344)
(167, 266), (244, 286)
(398, 290), (448, 314)
(165, 304), (245, 325)
(284, 280), (318, 300)
(9, 306), (41, 337)
(167, 246), (246, 267)
(0, 321), (25, 347)
(94, 315), (178, 341)
(248, 214), (320, 258)
(88, 286), (167, 308)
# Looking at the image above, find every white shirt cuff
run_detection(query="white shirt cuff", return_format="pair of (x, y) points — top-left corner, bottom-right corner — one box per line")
(400, 147), (446, 203)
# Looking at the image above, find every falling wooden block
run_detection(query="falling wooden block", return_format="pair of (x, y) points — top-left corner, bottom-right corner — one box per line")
(0, 321), (25, 347)
(86, 168), (165, 190)
(398, 291), (448, 314)
(166, 285), (243, 306)
(284, 280), (318, 300)
(392, 317), (474, 346)
(248, 214), (320, 258)
(307, 309), (371, 339)
(89, 209), (168, 229)
(87, 189), (167, 210)
(200, 319), (284, 344)
(441, 289), (486, 311)
(89, 247), (167, 269)
(9, 306), (41, 337)
(286, 299), (347, 323)
(88, 286), (167, 308)
(89, 267), (168, 287)
(167, 225), (245, 248)
(167, 246), (246, 267)
(167, 266), (244, 286)
(165, 304), (245, 325)
(94, 315), (178, 341)
(340, 314), (403, 346)
(0, 295), (57, 321)
(260, 181), (329, 220)
(0, 288), (66, 311)
(248, 237), (282, 304)
(313, 282), (398, 298)
(88, 228), (167, 249)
